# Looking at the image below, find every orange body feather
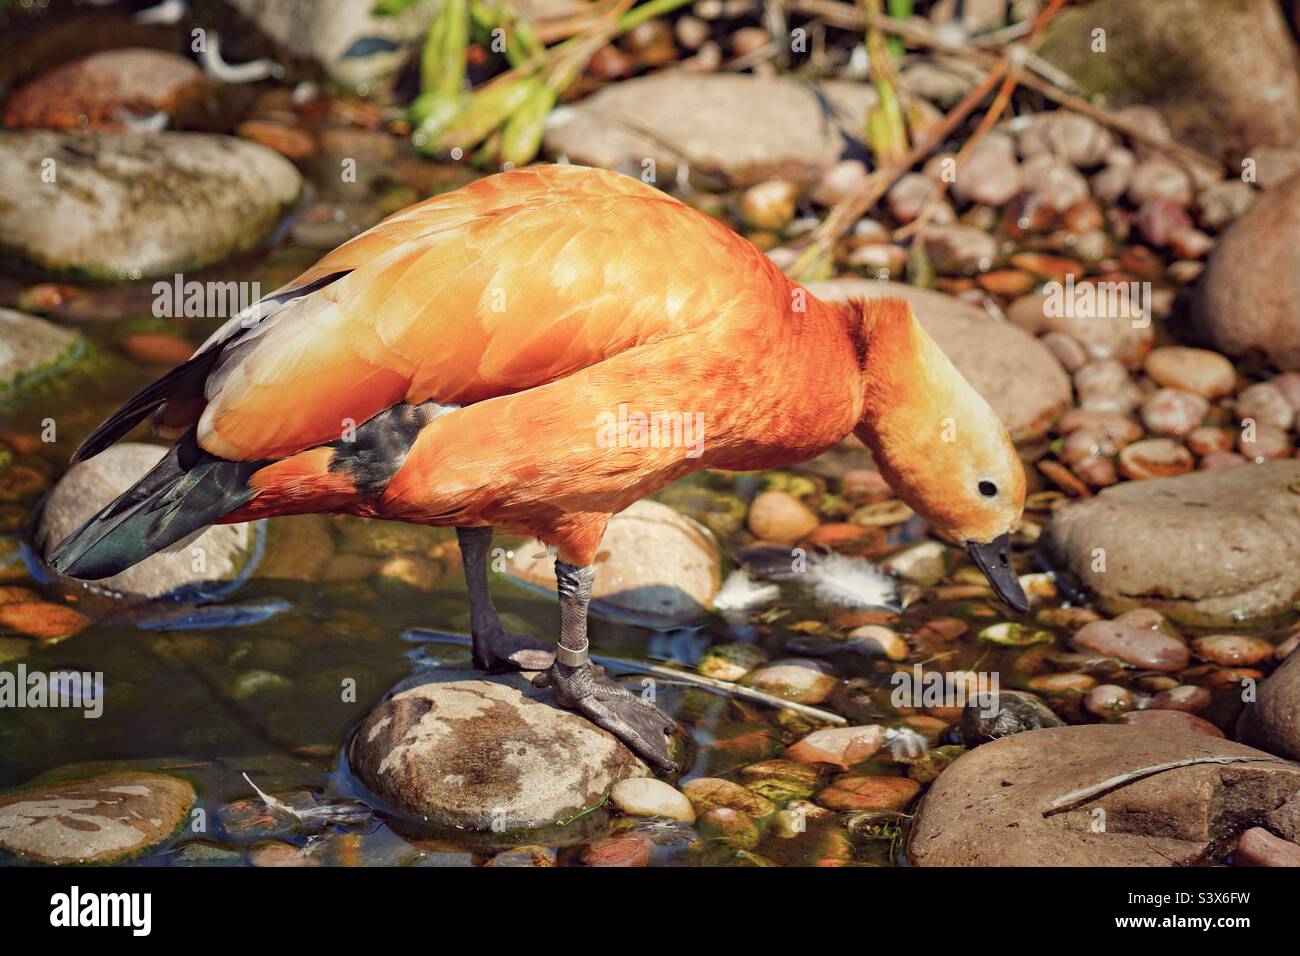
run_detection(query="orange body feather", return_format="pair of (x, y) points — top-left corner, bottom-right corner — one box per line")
(211, 165), (871, 562)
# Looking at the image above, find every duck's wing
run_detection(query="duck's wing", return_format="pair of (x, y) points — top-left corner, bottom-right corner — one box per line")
(81, 165), (779, 465)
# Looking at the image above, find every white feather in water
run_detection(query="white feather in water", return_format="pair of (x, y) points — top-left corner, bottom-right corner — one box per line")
(201, 33), (284, 84)
(712, 568), (780, 613)
(807, 553), (898, 609)
(135, 0), (187, 25)
(883, 726), (929, 760)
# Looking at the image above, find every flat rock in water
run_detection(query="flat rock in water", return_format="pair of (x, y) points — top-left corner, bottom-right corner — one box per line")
(0, 308), (83, 392)
(543, 72), (875, 185)
(809, 279), (1071, 442)
(348, 671), (649, 832)
(506, 499), (720, 628)
(0, 131), (301, 279)
(36, 443), (255, 598)
(0, 771), (194, 864)
(1193, 171), (1300, 370)
(227, 0), (440, 87)
(1237, 650), (1300, 761)
(909, 724), (1300, 866)
(2, 48), (206, 130)
(1041, 460), (1300, 625)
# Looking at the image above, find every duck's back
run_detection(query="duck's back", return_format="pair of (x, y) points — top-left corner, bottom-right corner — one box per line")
(197, 164), (791, 461)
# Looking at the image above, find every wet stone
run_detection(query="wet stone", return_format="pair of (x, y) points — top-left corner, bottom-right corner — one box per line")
(0, 131), (301, 280)
(816, 775), (920, 812)
(959, 690), (1064, 745)
(0, 771), (194, 864)
(348, 672), (650, 832)
(1070, 619), (1189, 671)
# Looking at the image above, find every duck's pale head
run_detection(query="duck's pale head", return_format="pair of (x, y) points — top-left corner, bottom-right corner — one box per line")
(850, 297), (1028, 612)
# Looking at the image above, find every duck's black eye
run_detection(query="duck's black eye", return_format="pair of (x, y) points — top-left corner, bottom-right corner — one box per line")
(978, 480), (998, 498)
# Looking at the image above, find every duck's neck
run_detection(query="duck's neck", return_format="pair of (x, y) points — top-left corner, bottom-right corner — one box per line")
(722, 292), (866, 467)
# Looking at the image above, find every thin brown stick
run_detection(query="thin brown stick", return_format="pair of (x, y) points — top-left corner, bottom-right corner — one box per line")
(790, 61), (1007, 279)
(1015, 71), (1223, 177)
(407, 629), (849, 724)
(788, 0), (1224, 176)
(790, 0), (1067, 280)
(1043, 755), (1293, 817)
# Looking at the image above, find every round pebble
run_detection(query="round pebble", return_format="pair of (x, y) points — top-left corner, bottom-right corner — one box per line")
(1084, 683), (1135, 716)
(1140, 388), (1207, 437)
(1149, 684), (1211, 713)
(582, 834), (653, 867)
(610, 778), (695, 822)
(746, 490), (819, 545)
(1118, 438), (1194, 480)
(1144, 346), (1236, 398)
(1191, 634), (1274, 666)
(1236, 382), (1295, 431)
(1027, 672), (1097, 695)
(1186, 426), (1233, 456)
(1071, 619), (1189, 671)
(740, 180), (799, 232)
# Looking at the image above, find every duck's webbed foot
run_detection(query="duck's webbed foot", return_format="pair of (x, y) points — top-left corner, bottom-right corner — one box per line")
(533, 657), (678, 773)
(530, 557), (678, 773)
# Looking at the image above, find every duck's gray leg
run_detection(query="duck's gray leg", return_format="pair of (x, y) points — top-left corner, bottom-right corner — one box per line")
(532, 559), (678, 772)
(455, 527), (554, 672)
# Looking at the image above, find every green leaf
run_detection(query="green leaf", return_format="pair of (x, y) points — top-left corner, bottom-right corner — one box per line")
(372, 0), (421, 16)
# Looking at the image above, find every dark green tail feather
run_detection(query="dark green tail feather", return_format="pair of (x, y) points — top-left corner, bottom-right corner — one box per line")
(47, 431), (264, 581)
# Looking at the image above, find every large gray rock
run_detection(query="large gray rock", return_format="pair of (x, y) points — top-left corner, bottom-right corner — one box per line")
(909, 724), (1300, 866)
(348, 672), (649, 832)
(809, 278), (1072, 442)
(228, 0), (440, 88)
(0, 771), (194, 864)
(0, 308), (84, 393)
(1041, 460), (1300, 625)
(1238, 650), (1300, 762)
(36, 443), (255, 598)
(0, 131), (301, 279)
(1193, 172), (1300, 370)
(1038, 0), (1300, 166)
(506, 499), (720, 628)
(543, 72), (876, 186)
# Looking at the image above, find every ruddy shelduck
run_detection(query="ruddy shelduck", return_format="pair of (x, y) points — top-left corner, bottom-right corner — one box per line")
(50, 164), (1027, 771)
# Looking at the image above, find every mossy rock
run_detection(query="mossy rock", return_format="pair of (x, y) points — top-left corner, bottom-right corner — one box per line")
(1037, 0), (1300, 165)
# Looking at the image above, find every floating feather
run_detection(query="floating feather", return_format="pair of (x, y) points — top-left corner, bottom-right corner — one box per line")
(712, 568), (780, 613)
(807, 553), (899, 609)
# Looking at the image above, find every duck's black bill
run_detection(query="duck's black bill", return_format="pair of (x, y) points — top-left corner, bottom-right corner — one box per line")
(967, 533), (1029, 613)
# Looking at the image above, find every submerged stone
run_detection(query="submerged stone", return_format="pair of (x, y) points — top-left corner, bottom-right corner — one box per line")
(0, 771), (194, 864)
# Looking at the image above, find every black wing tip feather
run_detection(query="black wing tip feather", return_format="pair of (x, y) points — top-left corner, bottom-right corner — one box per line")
(47, 430), (262, 581)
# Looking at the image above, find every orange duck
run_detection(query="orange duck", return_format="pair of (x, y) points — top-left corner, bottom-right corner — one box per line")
(49, 164), (1027, 771)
